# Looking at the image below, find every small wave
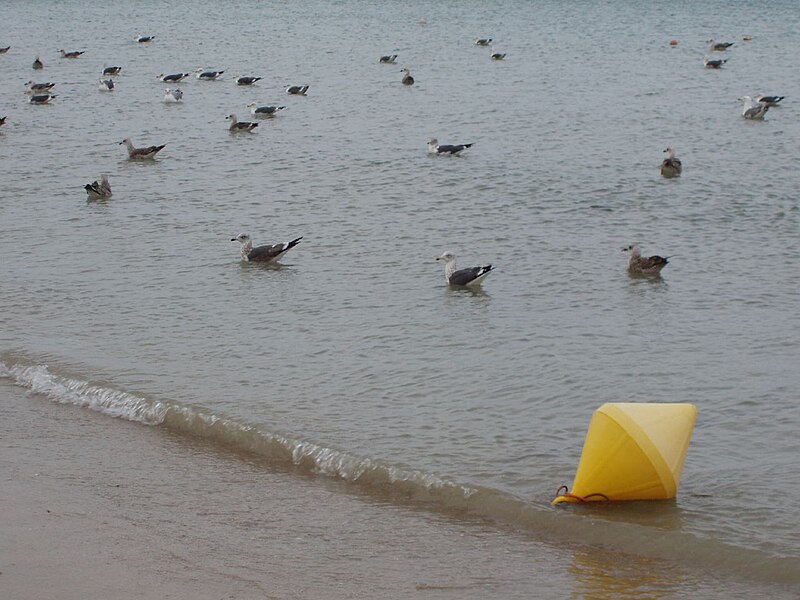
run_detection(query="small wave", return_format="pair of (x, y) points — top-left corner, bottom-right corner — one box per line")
(2, 355), (799, 586)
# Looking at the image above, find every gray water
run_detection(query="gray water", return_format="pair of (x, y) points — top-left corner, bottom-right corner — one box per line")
(1, 0), (799, 593)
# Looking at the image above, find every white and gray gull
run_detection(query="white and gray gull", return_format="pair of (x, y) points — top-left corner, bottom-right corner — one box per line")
(427, 138), (473, 155)
(119, 138), (166, 159)
(435, 251), (493, 287)
(231, 233), (303, 263)
(739, 96), (769, 120)
(475, 38), (493, 46)
(103, 65), (122, 75)
(236, 76), (261, 85)
(98, 78), (115, 91)
(247, 102), (285, 116)
(285, 84), (309, 95)
(158, 72), (189, 82)
(163, 88), (183, 102)
(379, 54), (398, 63)
(226, 114), (258, 132)
(196, 68), (224, 80)
(29, 93), (57, 104)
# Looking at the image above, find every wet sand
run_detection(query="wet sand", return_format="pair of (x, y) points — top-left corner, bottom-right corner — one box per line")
(2, 380), (795, 600)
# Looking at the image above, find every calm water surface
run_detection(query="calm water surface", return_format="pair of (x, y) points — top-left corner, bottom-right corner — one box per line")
(1, 0), (799, 595)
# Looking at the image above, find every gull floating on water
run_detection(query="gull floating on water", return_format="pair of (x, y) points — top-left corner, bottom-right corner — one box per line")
(754, 95), (785, 107)
(98, 78), (114, 91)
(59, 49), (84, 58)
(32, 56), (43, 69)
(26, 81), (55, 93)
(103, 65), (122, 75)
(226, 114), (258, 132)
(490, 47), (506, 60)
(0, 116), (6, 128)
(623, 244), (669, 277)
(231, 233), (303, 263)
(379, 54), (398, 63)
(85, 175), (112, 199)
(136, 35), (155, 43)
(703, 56), (726, 69)
(660, 147), (682, 178)
(427, 138), (473, 155)
(401, 68), (414, 85)
(1, 46), (11, 54)
(29, 93), (57, 104)
(435, 251), (493, 287)
(158, 72), (189, 82)
(475, 38), (492, 46)
(196, 68), (224, 80)
(285, 84), (309, 95)
(236, 76), (262, 85)
(120, 138), (166, 159)
(707, 40), (734, 52)
(247, 103), (285, 116)
(163, 88), (183, 102)
(739, 96), (769, 120)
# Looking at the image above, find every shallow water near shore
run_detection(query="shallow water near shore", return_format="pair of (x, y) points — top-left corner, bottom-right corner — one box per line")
(1, 0), (799, 596)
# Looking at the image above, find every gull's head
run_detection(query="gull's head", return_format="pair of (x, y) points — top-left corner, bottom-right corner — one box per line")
(436, 251), (456, 263)
(226, 114), (236, 121)
(401, 68), (410, 74)
(232, 233), (250, 244)
(119, 138), (130, 145)
(622, 244), (641, 256)
(663, 147), (675, 158)
(427, 138), (438, 147)
(194, 68), (204, 73)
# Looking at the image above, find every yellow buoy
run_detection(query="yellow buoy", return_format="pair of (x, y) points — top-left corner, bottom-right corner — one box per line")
(552, 403), (696, 505)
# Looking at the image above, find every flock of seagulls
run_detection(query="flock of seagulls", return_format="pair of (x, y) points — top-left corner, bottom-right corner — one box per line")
(0, 31), (785, 288)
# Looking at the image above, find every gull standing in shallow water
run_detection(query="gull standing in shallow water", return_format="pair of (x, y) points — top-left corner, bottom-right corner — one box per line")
(85, 175), (112, 199)
(739, 96), (769, 120)
(120, 138), (166, 159)
(231, 233), (303, 263)
(435, 251), (493, 287)
(660, 147), (682, 178)
(622, 244), (669, 277)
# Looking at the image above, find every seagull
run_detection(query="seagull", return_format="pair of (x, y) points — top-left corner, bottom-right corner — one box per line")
(231, 233), (303, 263)
(754, 95), (785, 107)
(25, 81), (56, 92)
(427, 138), (473, 155)
(135, 35), (155, 43)
(0, 46), (10, 54)
(285, 84), (309, 95)
(103, 65), (122, 75)
(660, 147), (682, 178)
(490, 47), (507, 60)
(195, 68), (224, 80)
(119, 138), (166, 159)
(739, 96), (769, 120)
(158, 72), (189, 82)
(98, 78), (115, 91)
(475, 38), (492, 46)
(32, 56), (43, 69)
(703, 56), (727, 69)
(29, 94), (57, 104)
(226, 114), (258, 132)
(435, 251), (493, 287)
(236, 76), (262, 85)
(59, 49), (84, 58)
(707, 40), (734, 52)
(85, 175), (112, 199)
(401, 68), (414, 85)
(163, 88), (183, 102)
(379, 54), (398, 63)
(246, 103), (285, 116)
(622, 244), (669, 277)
